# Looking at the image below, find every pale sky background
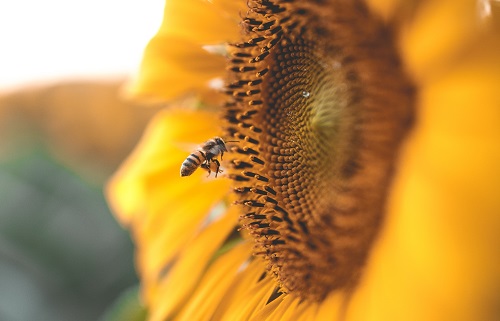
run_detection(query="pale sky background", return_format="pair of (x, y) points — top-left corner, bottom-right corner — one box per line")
(0, 0), (165, 92)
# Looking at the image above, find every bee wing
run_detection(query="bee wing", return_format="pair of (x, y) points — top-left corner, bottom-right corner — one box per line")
(174, 141), (202, 154)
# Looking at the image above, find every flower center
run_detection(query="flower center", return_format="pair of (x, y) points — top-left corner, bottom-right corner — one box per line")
(224, 0), (414, 301)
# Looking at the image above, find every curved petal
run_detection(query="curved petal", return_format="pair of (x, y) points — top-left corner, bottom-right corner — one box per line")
(219, 278), (277, 321)
(210, 258), (270, 319)
(159, 0), (241, 44)
(400, 0), (485, 83)
(126, 0), (243, 101)
(295, 303), (319, 321)
(136, 173), (229, 280)
(147, 206), (239, 320)
(106, 109), (224, 225)
(288, 300), (319, 321)
(251, 295), (300, 321)
(249, 296), (287, 321)
(349, 25), (500, 321)
(127, 35), (226, 101)
(171, 242), (254, 321)
(276, 298), (308, 321)
(315, 292), (346, 321)
(106, 109), (232, 304)
(364, 0), (406, 21)
(208, 0), (249, 21)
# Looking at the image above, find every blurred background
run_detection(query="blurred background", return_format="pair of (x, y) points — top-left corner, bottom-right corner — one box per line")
(0, 1), (164, 320)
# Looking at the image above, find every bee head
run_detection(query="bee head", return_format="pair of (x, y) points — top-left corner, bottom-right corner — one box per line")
(213, 137), (227, 151)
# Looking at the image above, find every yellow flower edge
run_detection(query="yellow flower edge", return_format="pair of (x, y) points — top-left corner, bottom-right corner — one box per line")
(125, 0), (245, 102)
(346, 2), (500, 320)
(350, 33), (500, 321)
(106, 109), (232, 307)
(107, 0), (500, 320)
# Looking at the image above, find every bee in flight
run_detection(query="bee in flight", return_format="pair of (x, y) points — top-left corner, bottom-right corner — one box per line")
(180, 137), (236, 178)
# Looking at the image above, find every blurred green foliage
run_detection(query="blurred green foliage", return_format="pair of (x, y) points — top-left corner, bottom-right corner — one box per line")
(100, 286), (147, 321)
(0, 149), (142, 321)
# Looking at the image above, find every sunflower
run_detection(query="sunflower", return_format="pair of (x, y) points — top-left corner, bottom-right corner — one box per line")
(107, 1), (500, 320)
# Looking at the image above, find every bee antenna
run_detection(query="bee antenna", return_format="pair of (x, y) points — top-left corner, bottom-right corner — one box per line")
(225, 140), (240, 143)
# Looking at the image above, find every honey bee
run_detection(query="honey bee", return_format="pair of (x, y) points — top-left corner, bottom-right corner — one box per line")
(180, 137), (235, 178)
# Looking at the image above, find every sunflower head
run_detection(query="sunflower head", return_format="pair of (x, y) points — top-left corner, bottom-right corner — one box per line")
(224, 0), (413, 301)
(107, 0), (500, 320)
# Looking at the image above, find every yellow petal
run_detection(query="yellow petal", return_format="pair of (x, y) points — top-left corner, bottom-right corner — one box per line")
(208, 0), (248, 21)
(136, 177), (228, 292)
(159, 0), (240, 44)
(210, 258), (269, 320)
(400, 0), (484, 83)
(315, 292), (345, 321)
(287, 300), (318, 321)
(147, 206), (239, 320)
(127, 35), (226, 101)
(107, 109), (232, 305)
(219, 278), (277, 321)
(126, 0), (244, 101)
(364, 0), (404, 21)
(107, 109), (223, 225)
(249, 295), (293, 321)
(294, 303), (319, 321)
(349, 28), (500, 321)
(274, 297), (302, 321)
(171, 242), (253, 321)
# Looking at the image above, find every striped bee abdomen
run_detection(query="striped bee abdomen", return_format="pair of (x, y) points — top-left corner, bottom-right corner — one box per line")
(180, 151), (206, 177)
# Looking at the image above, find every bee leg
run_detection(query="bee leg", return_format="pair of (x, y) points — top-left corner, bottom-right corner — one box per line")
(220, 151), (224, 161)
(203, 158), (212, 177)
(200, 162), (211, 177)
(213, 159), (221, 178)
